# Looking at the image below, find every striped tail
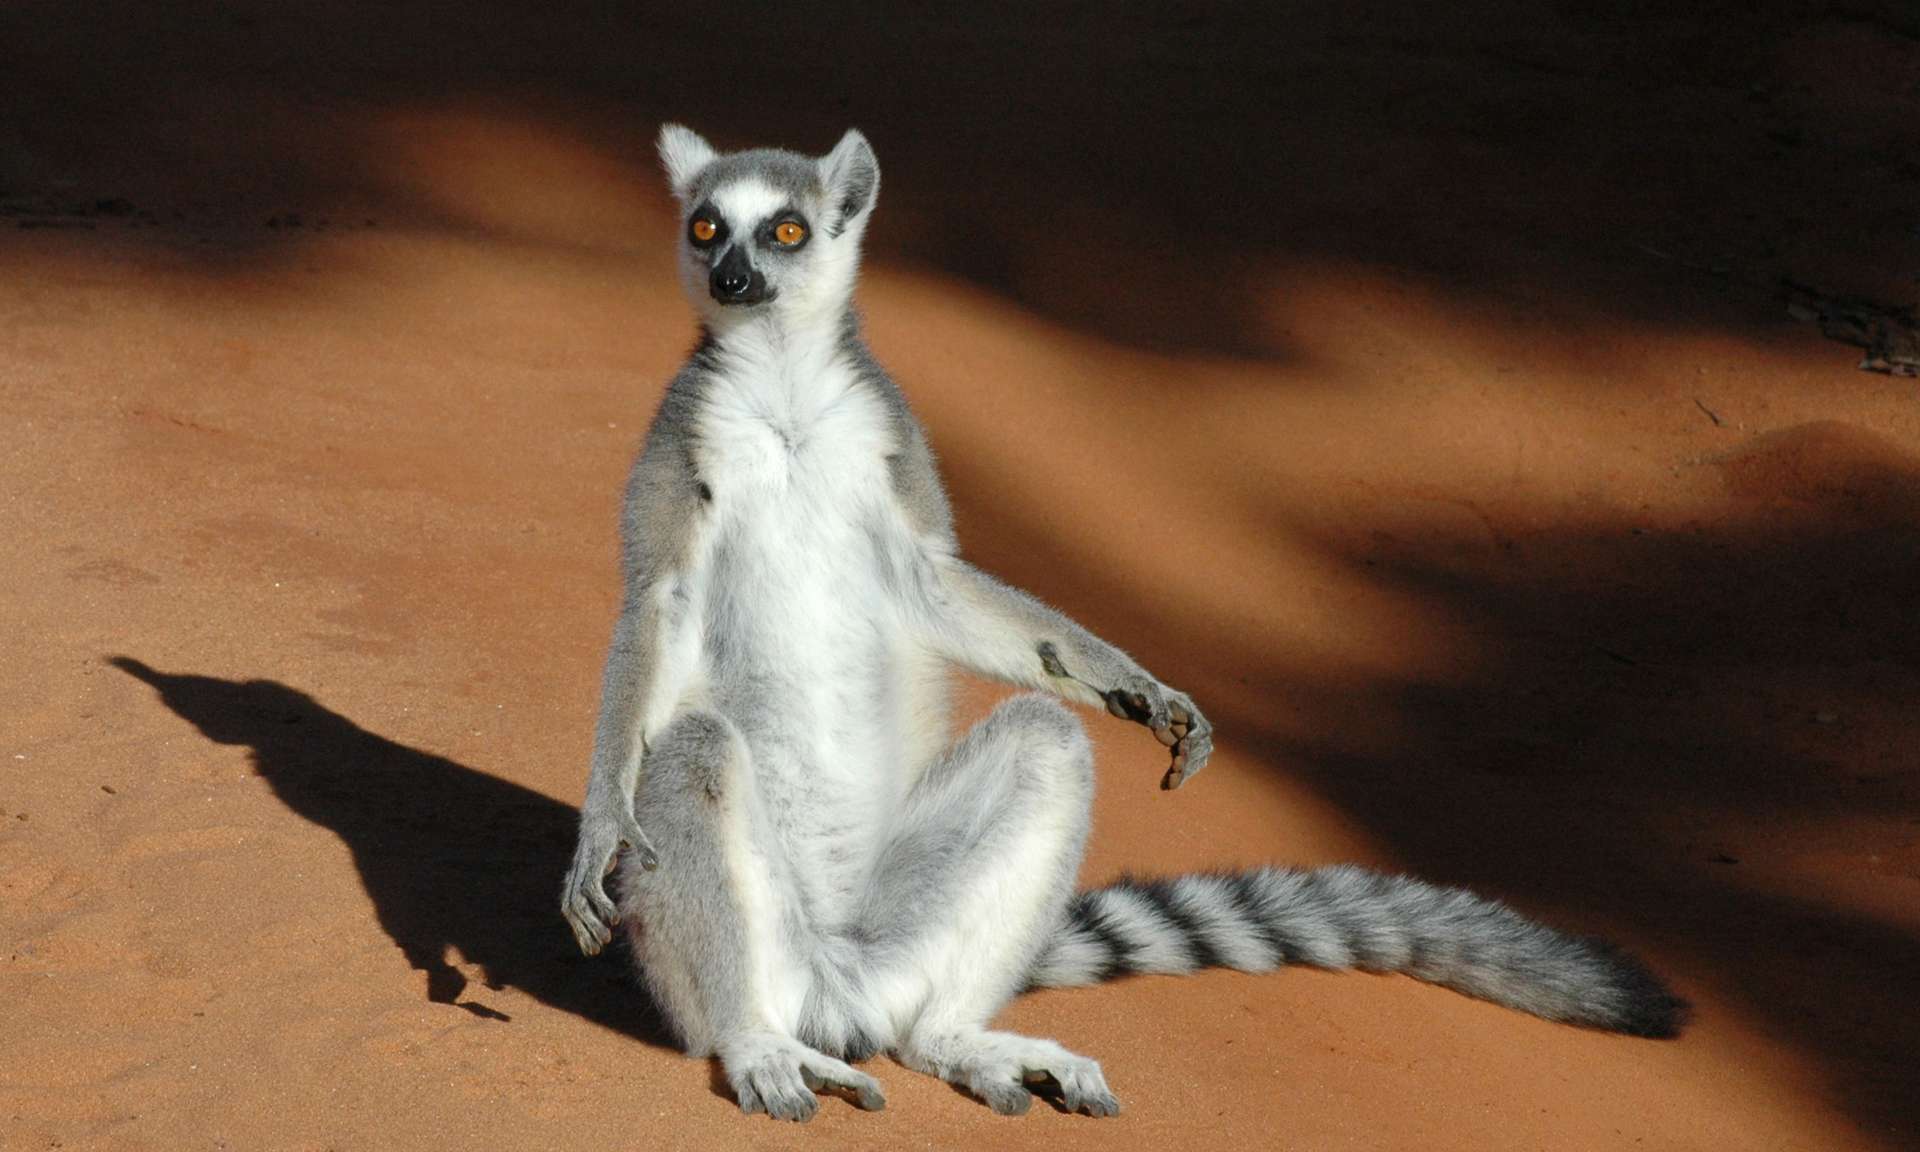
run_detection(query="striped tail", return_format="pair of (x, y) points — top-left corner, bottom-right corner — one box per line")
(1029, 865), (1686, 1038)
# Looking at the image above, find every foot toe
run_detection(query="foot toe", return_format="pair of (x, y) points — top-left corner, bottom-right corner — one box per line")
(801, 1061), (887, 1111)
(979, 1078), (1032, 1116)
(754, 1071), (815, 1122)
(1030, 1054), (1118, 1117)
(772, 1090), (817, 1122)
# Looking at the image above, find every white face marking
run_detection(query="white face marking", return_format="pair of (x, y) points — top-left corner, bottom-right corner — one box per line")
(712, 178), (790, 237)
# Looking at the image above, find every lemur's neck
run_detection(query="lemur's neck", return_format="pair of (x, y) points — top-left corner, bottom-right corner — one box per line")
(696, 305), (867, 418)
(698, 304), (862, 374)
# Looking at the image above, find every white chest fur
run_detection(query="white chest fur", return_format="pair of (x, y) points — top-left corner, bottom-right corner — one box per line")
(696, 349), (897, 668)
(697, 334), (894, 497)
(685, 330), (915, 900)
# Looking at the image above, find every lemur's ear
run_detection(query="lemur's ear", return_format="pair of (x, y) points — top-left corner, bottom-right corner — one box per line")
(819, 129), (880, 237)
(657, 124), (717, 198)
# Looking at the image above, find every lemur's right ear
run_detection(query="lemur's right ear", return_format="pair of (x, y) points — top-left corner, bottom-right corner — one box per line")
(819, 129), (880, 237)
(657, 124), (717, 199)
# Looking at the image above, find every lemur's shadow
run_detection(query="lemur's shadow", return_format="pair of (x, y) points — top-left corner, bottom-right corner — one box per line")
(110, 656), (674, 1047)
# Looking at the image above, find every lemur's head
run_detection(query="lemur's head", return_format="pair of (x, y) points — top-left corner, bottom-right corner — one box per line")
(656, 124), (879, 326)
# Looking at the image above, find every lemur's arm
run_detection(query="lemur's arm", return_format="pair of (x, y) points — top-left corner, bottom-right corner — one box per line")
(918, 557), (1215, 789)
(876, 400), (1213, 787)
(562, 405), (706, 956)
(562, 603), (662, 955)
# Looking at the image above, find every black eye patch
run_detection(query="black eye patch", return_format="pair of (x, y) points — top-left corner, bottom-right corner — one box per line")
(757, 208), (811, 252)
(687, 201), (728, 249)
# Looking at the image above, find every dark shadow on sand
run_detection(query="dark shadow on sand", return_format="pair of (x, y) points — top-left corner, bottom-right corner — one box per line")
(110, 656), (673, 1047)
(940, 420), (1920, 1144)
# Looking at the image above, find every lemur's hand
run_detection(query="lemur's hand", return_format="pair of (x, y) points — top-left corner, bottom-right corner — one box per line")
(1101, 677), (1214, 789)
(561, 806), (659, 956)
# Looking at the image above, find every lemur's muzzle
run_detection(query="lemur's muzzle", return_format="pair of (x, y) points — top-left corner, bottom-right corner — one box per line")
(709, 246), (770, 306)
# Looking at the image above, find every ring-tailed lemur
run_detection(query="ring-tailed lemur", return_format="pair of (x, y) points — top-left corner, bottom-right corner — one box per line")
(560, 125), (1685, 1122)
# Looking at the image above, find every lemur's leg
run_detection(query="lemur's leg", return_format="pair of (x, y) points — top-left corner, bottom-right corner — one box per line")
(617, 710), (885, 1121)
(857, 694), (1120, 1117)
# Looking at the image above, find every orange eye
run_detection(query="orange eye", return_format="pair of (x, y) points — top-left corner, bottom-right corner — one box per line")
(691, 218), (717, 242)
(774, 221), (806, 246)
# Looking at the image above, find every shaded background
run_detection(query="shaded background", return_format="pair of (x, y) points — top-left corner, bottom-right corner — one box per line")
(2, 3), (1916, 1150)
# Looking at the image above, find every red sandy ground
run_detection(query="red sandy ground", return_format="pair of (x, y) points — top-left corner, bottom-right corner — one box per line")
(2, 4), (1917, 1150)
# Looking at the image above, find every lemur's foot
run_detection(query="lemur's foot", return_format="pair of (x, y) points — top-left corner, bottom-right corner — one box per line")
(914, 1031), (1121, 1118)
(720, 1031), (886, 1121)
(1021, 1056), (1122, 1118)
(1101, 676), (1214, 789)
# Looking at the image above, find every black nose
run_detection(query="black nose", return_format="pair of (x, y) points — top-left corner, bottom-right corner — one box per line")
(709, 246), (763, 304)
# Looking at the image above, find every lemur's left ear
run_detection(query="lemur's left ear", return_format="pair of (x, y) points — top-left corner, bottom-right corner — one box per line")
(819, 129), (880, 237)
(657, 124), (717, 199)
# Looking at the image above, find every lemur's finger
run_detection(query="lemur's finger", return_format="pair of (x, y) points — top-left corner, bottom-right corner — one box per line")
(582, 884), (616, 932)
(564, 892), (611, 955)
(1166, 699), (1194, 740)
(621, 819), (662, 871)
(1166, 730), (1213, 790)
(1152, 724), (1179, 748)
(564, 909), (592, 954)
(567, 919), (601, 956)
(586, 880), (619, 924)
(1105, 694), (1131, 719)
(1162, 738), (1203, 789)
